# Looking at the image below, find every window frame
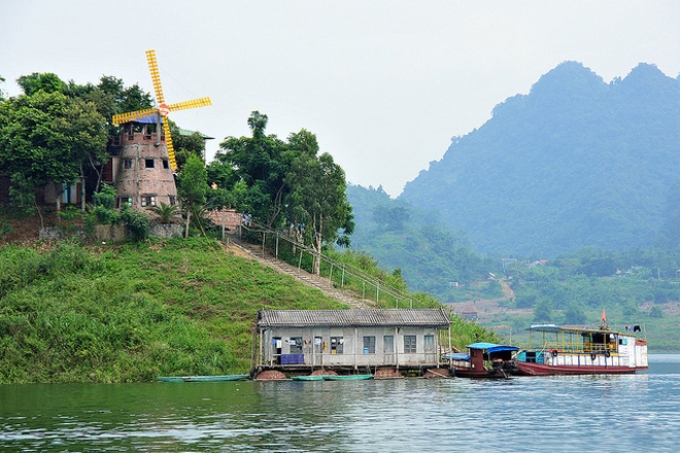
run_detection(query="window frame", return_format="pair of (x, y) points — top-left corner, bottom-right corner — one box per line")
(404, 335), (417, 354)
(363, 336), (376, 354)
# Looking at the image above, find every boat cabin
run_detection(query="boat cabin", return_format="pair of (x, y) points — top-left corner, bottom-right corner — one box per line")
(449, 342), (519, 378)
(254, 308), (452, 375)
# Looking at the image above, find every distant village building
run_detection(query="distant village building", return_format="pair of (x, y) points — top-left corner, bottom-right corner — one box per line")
(254, 308), (452, 376)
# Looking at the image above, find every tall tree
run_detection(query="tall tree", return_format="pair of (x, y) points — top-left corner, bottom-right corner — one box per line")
(286, 134), (354, 274)
(17, 72), (67, 96)
(0, 89), (107, 211)
(177, 154), (208, 238)
(217, 111), (287, 227)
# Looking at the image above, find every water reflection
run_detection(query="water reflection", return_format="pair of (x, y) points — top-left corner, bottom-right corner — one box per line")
(1, 355), (679, 452)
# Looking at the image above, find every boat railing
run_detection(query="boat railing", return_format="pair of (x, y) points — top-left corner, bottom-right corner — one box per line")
(531, 341), (616, 355)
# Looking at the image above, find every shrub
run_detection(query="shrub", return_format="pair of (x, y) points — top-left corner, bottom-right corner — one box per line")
(120, 206), (150, 242)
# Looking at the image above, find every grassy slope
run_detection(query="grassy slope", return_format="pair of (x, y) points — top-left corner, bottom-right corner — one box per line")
(0, 239), (348, 383)
(0, 238), (495, 384)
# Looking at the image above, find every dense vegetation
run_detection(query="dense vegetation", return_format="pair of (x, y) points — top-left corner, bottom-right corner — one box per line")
(347, 184), (680, 350)
(0, 238), (496, 383)
(347, 184), (495, 300)
(400, 61), (680, 257)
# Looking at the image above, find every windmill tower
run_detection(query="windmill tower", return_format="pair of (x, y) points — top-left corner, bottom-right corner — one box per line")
(110, 50), (211, 209)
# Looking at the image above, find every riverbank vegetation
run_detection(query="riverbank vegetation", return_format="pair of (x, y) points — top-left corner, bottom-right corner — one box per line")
(0, 238), (494, 384)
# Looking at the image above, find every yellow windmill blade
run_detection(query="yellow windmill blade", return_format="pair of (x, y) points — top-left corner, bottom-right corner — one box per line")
(162, 119), (178, 172)
(168, 97), (212, 113)
(146, 49), (165, 105)
(112, 108), (159, 126)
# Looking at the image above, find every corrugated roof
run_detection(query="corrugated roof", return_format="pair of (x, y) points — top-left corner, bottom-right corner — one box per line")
(257, 308), (451, 329)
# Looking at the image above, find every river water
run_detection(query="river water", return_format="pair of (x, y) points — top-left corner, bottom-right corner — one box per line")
(1, 354), (678, 453)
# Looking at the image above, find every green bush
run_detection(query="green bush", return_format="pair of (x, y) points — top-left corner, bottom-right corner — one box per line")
(120, 206), (150, 242)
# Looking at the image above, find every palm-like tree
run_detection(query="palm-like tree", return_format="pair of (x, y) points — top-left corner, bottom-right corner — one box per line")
(148, 202), (180, 224)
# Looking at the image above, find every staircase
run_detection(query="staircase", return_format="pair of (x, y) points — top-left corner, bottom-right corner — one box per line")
(224, 235), (373, 309)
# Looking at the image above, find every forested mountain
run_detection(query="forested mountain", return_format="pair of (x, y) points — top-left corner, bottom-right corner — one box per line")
(400, 62), (680, 257)
(346, 184), (497, 300)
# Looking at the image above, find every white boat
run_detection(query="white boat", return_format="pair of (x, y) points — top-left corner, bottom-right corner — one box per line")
(516, 324), (648, 376)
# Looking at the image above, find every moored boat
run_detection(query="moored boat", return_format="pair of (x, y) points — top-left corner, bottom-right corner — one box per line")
(291, 375), (326, 381)
(323, 374), (373, 381)
(516, 324), (648, 376)
(158, 374), (250, 382)
(449, 343), (519, 378)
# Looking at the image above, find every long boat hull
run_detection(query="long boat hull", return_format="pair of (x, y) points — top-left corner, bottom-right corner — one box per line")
(323, 374), (373, 381)
(516, 361), (644, 376)
(291, 375), (325, 381)
(158, 374), (250, 382)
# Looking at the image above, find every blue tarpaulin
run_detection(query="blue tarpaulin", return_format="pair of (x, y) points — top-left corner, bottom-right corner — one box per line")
(466, 342), (520, 353)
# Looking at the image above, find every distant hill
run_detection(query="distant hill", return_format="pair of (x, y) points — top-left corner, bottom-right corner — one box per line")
(399, 62), (680, 257)
(346, 184), (497, 299)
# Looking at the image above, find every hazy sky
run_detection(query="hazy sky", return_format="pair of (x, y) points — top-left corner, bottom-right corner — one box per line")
(2, 1), (679, 197)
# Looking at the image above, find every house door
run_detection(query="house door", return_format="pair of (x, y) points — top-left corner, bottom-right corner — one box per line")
(314, 336), (323, 366)
(273, 337), (282, 365)
(384, 335), (394, 364)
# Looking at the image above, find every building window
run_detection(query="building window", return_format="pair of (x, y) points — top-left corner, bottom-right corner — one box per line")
(363, 336), (376, 354)
(162, 159), (169, 169)
(141, 195), (157, 207)
(289, 336), (303, 354)
(404, 335), (417, 353)
(145, 159), (155, 169)
(330, 336), (343, 354)
(424, 335), (435, 353)
(123, 158), (133, 170)
(118, 197), (132, 208)
(168, 196), (176, 206)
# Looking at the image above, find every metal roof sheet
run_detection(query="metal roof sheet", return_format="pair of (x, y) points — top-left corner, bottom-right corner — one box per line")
(257, 308), (451, 329)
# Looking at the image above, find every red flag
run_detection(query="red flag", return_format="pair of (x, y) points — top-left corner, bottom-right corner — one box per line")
(601, 308), (607, 323)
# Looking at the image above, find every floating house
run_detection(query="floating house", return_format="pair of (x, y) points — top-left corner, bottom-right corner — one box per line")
(253, 308), (452, 377)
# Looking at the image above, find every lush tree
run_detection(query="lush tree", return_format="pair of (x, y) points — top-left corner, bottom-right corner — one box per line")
(649, 305), (664, 319)
(533, 298), (553, 323)
(177, 154), (208, 238)
(0, 89), (107, 211)
(170, 120), (207, 171)
(563, 302), (587, 325)
(217, 111), (287, 227)
(286, 145), (354, 274)
(17, 72), (67, 95)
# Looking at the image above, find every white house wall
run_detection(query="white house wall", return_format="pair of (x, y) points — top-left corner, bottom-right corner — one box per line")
(261, 325), (442, 369)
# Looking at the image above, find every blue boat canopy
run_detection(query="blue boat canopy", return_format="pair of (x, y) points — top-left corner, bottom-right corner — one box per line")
(443, 352), (470, 361)
(466, 342), (520, 353)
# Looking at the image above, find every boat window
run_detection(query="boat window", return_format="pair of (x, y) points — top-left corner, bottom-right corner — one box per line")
(363, 336), (376, 354)
(404, 335), (417, 353)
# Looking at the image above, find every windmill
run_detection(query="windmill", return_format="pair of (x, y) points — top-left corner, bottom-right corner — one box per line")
(112, 49), (212, 172)
(109, 50), (212, 210)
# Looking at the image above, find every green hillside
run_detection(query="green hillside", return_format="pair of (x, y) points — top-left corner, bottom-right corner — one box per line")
(0, 238), (495, 384)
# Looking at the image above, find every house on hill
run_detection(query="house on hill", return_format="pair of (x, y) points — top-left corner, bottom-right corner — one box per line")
(253, 308), (452, 377)
(103, 116), (213, 210)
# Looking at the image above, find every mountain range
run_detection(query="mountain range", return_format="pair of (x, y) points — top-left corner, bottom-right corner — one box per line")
(397, 61), (680, 257)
